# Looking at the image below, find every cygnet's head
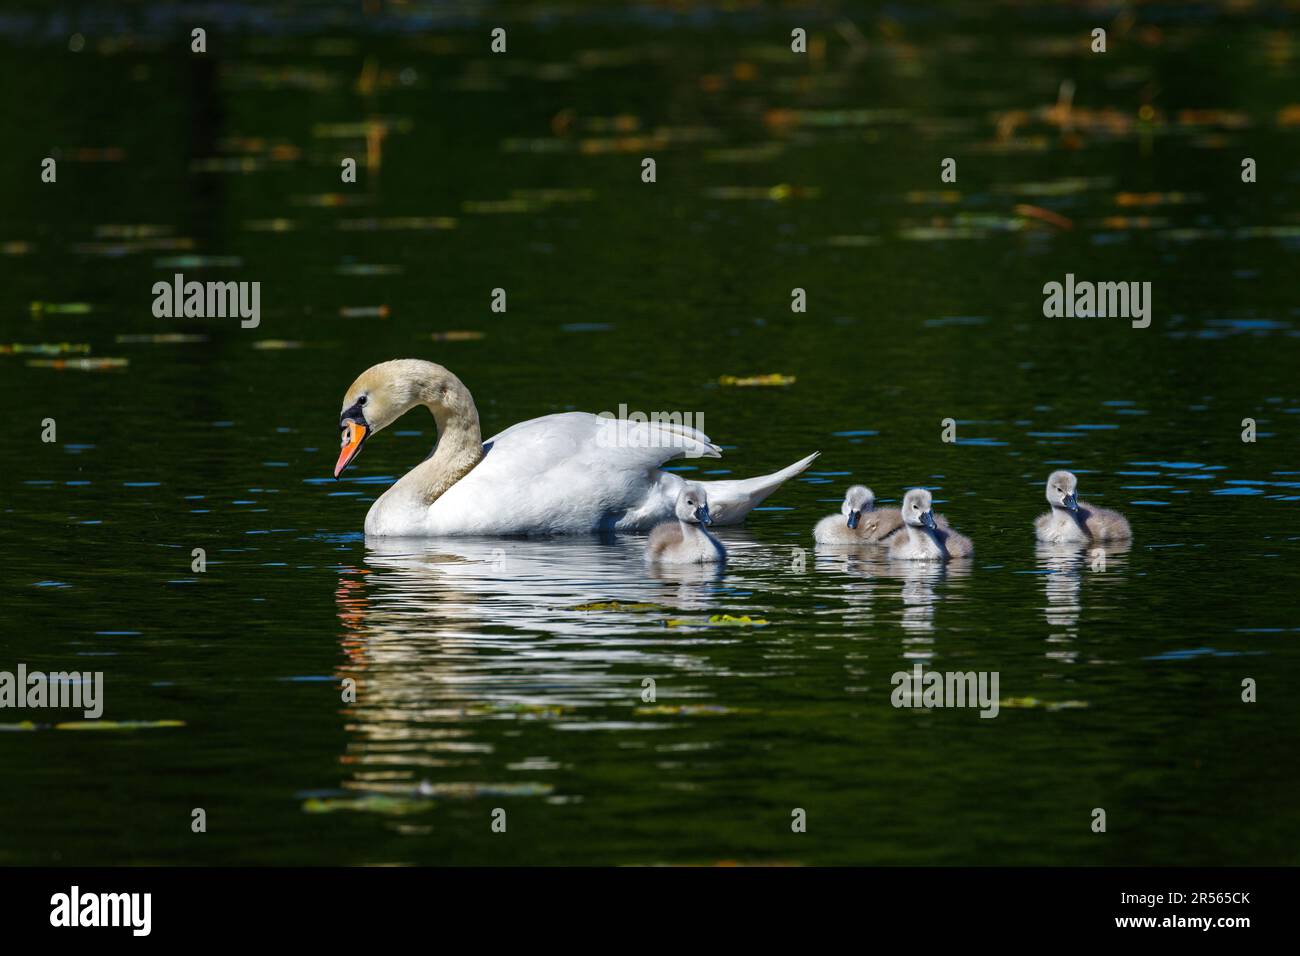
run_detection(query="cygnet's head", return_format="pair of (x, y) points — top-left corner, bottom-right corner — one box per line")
(1045, 470), (1079, 512)
(901, 488), (938, 530)
(841, 485), (874, 529)
(675, 484), (712, 525)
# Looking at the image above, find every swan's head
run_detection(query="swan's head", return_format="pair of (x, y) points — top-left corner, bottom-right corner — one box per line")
(335, 359), (471, 478)
(675, 484), (712, 526)
(901, 488), (938, 530)
(1046, 470), (1079, 512)
(841, 485), (874, 529)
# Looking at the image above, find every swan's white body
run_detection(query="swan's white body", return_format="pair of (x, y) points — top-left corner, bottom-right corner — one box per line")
(337, 363), (819, 538)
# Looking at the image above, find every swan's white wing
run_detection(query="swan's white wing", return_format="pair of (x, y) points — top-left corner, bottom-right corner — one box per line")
(484, 412), (720, 470)
(427, 413), (718, 534)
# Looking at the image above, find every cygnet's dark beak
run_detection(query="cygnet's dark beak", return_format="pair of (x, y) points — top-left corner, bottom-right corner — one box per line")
(846, 510), (861, 530)
(694, 505), (712, 526)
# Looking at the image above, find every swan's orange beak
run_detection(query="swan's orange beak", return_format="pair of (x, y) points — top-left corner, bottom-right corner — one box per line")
(334, 421), (369, 478)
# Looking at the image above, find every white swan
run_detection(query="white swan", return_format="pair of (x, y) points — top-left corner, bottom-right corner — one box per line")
(334, 359), (819, 536)
(1035, 470), (1132, 543)
(645, 485), (726, 564)
(887, 489), (974, 561)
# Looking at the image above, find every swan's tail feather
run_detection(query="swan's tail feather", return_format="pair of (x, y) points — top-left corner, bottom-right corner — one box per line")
(700, 451), (820, 525)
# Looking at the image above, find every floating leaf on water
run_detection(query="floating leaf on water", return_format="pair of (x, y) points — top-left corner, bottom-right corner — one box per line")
(337, 216), (456, 232)
(1098, 216), (1166, 230)
(1114, 192), (1197, 207)
(718, 373), (796, 387)
(30, 302), (94, 316)
(905, 190), (962, 204)
(569, 600), (662, 612)
(763, 107), (909, 131)
(154, 255), (242, 268)
(633, 704), (746, 716)
(704, 143), (785, 164)
(998, 697), (1089, 712)
(244, 219), (297, 232)
(2, 240), (34, 255)
(252, 339), (304, 350)
(1236, 226), (1300, 239)
(462, 199), (540, 214)
(312, 119), (412, 139)
(993, 177), (1110, 197)
(430, 331), (485, 342)
(899, 225), (989, 241)
(303, 795), (434, 816)
(27, 358), (128, 371)
(1175, 108), (1249, 129)
(291, 193), (367, 208)
(339, 305), (390, 319)
(704, 185), (819, 202)
(0, 342), (90, 356)
(1014, 204), (1074, 230)
(511, 188), (596, 203)
(54, 719), (186, 731)
(665, 614), (770, 628)
(216, 135), (302, 159)
(116, 333), (208, 344)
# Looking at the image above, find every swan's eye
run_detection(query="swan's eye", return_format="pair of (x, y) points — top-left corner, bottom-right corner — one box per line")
(358, 395), (368, 406)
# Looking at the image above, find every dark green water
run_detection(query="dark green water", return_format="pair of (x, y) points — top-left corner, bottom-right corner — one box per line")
(2, 3), (1299, 865)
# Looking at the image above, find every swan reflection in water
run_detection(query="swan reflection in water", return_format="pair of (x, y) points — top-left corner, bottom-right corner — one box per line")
(812, 545), (971, 639)
(1035, 540), (1132, 662)
(329, 531), (757, 804)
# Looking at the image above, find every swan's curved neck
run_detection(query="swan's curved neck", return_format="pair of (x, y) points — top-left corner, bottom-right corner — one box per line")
(394, 372), (484, 505)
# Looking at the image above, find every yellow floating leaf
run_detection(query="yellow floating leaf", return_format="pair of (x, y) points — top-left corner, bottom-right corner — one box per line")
(431, 331), (485, 342)
(719, 373), (796, 387)
(54, 719), (186, 731)
(339, 305), (390, 318)
(569, 600), (661, 612)
(27, 358), (128, 371)
(634, 704), (746, 716)
(30, 302), (94, 316)
(998, 698), (1089, 711)
(0, 342), (90, 355)
(665, 614), (769, 628)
